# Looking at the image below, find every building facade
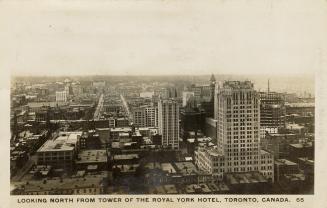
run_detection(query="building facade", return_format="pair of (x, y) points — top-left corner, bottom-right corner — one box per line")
(36, 132), (82, 172)
(194, 145), (225, 181)
(182, 91), (195, 107)
(196, 81), (274, 182)
(215, 81), (261, 173)
(56, 91), (68, 102)
(133, 105), (158, 128)
(158, 99), (179, 150)
(259, 92), (286, 129)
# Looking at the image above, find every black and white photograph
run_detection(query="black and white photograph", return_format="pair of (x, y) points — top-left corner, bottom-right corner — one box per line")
(9, 75), (315, 195)
(1, 0), (327, 207)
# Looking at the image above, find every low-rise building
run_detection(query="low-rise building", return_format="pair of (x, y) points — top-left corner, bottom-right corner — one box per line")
(11, 171), (108, 195)
(274, 159), (299, 182)
(195, 145), (224, 181)
(261, 133), (298, 159)
(76, 150), (108, 171)
(195, 146), (274, 183)
(36, 131), (82, 172)
(288, 142), (314, 162)
(224, 172), (269, 194)
(115, 118), (130, 127)
(259, 150), (274, 182)
(109, 127), (132, 141)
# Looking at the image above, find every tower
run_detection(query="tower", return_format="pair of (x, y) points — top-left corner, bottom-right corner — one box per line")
(215, 81), (260, 173)
(210, 74), (216, 101)
(158, 99), (180, 150)
(210, 73), (216, 86)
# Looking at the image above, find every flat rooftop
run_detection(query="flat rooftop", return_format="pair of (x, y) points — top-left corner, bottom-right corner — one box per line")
(12, 172), (107, 193)
(286, 123), (305, 130)
(174, 162), (197, 175)
(27, 102), (67, 108)
(287, 103), (314, 108)
(119, 132), (130, 137)
(187, 137), (211, 143)
(161, 163), (176, 174)
(284, 173), (305, 181)
(38, 132), (82, 152)
(225, 171), (267, 185)
(207, 147), (223, 157)
(119, 164), (140, 173)
(275, 159), (297, 166)
(110, 127), (131, 132)
(144, 162), (161, 170)
(76, 150), (107, 164)
(298, 157), (314, 165)
(113, 154), (139, 160)
(289, 142), (313, 148)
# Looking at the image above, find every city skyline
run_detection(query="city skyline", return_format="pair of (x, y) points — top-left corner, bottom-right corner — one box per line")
(11, 73), (315, 96)
(9, 74), (315, 195)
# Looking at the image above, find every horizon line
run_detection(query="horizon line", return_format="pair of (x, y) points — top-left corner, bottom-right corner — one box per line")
(11, 72), (315, 78)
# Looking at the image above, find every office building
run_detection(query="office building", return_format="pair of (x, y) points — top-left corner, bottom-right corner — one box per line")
(133, 105), (158, 127)
(196, 81), (274, 182)
(56, 91), (68, 102)
(36, 131), (82, 172)
(158, 99), (179, 149)
(180, 107), (206, 140)
(215, 81), (261, 173)
(259, 92), (286, 129)
(194, 145), (225, 181)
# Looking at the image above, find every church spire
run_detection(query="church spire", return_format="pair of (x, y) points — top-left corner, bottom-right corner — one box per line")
(210, 73), (216, 83)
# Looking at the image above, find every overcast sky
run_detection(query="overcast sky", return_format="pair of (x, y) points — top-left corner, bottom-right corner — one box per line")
(1, 0), (326, 76)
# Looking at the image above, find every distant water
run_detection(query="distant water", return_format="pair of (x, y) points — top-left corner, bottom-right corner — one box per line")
(250, 75), (314, 96)
(198, 74), (315, 96)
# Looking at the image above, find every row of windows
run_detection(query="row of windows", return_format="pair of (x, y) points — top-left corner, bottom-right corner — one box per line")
(226, 161), (260, 166)
(261, 166), (273, 170)
(227, 118), (256, 122)
(226, 114), (259, 118)
(226, 138), (258, 142)
(226, 143), (258, 148)
(230, 110), (258, 113)
(226, 100), (258, 106)
(226, 166), (259, 172)
(261, 160), (273, 164)
(227, 147), (259, 151)
(227, 152), (259, 156)
(226, 137), (259, 141)
(233, 105), (256, 109)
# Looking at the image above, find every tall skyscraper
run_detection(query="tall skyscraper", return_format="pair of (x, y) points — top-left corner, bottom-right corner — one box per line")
(196, 81), (274, 182)
(158, 99), (180, 150)
(215, 81), (260, 172)
(259, 91), (286, 129)
(205, 73), (216, 118)
(210, 73), (216, 98)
